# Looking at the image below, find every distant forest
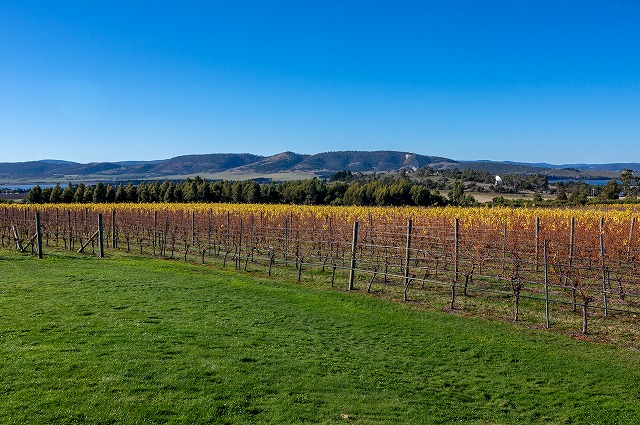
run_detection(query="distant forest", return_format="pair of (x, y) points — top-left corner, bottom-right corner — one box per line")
(20, 174), (451, 207)
(14, 167), (639, 207)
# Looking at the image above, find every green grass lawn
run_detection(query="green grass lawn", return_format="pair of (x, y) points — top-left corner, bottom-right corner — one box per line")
(2, 251), (640, 424)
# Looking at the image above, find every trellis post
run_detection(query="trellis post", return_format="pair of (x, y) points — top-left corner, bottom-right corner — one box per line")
(349, 221), (359, 291)
(35, 212), (43, 259)
(628, 217), (635, 259)
(600, 217), (608, 316)
(569, 217), (576, 311)
(535, 216), (540, 272)
(403, 219), (413, 302)
(112, 209), (117, 249)
(67, 210), (73, 251)
(98, 213), (104, 258)
(451, 218), (459, 309)
(544, 239), (550, 328)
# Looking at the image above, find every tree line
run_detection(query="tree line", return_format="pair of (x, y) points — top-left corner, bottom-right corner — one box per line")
(23, 176), (461, 206)
(19, 168), (639, 207)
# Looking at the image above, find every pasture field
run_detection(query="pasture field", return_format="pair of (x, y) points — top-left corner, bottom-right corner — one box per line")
(2, 249), (640, 424)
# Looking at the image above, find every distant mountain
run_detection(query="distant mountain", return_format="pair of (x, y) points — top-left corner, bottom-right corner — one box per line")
(230, 152), (310, 173)
(553, 163), (640, 172)
(0, 161), (73, 179)
(142, 153), (263, 175)
(466, 160), (640, 173)
(113, 160), (163, 166)
(39, 159), (79, 165)
(0, 151), (637, 183)
(454, 161), (640, 179)
(290, 151), (456, 173)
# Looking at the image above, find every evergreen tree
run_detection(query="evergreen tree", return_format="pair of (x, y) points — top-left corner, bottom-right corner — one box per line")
(409, 184), (431, 206)
(93, 182), (106, 203)
(174, 185), (183, 202)
(183, 180), (198, 202)
(83, 186), (94, 203)
(137, 182), (151, 203)
(389, 179), (411, 205)
(231, 181), (245, 203)
(25, 185), (43, 204)
(124, 183), (137, 203)
(220, 181), (233, 202)
(115, 183), (126, 203)
(555, 186), (567, 201)
(41, 187), (53, 203)
(147, 181), (161, 202)
(598, 180), (620, 201)
(620, 169), (639, 198)
(343, 183), (366, 205)
(448, 180), (466, 205)
(74, 183), (85, 203)
(49, 183), (63, 203)
(200, 181), (212, 202)
(105, 184), (116, 203)
(244, 180), (261, 204)
(62, 183), (75, 203)
(260, 181), (280, 203)
(447, 180), (475, 206)
(163, 182), (176, 203)
(159, 181), (171, 201)
(325, 182), (348, 205)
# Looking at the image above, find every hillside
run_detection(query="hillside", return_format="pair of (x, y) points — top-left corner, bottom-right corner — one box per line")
(291, 151), (456, 172)
(0, 150), (635, 183)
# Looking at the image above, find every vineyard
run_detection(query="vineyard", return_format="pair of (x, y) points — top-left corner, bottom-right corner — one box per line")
(3, 203), (640, 334)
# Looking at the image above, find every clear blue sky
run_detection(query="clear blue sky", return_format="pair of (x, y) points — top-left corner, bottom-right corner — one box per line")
(1, 1), (639, 164)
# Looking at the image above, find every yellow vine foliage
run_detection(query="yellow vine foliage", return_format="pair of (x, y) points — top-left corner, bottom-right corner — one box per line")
(6, 203), (640, 242)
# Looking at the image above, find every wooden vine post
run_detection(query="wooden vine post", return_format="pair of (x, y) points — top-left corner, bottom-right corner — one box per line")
(628, 217), (636, 259)
(12, 224), (23, 252)
(77, 213), (104, 258)
(35, 211), (43, 259)
(569, 217), (576, 311)
(544, 239), (550, 328)
(535, 216), (540, 272)
(67, 210), (73, 251)
(348, 221), (359, 291)
(368, 213), (374, 259)
(112, 209), (117, 249)
(98, 213), (104, 258)
(237, 218), (243, 270)
(451, 218), (459, 309)
(284, 215), (289, 266)
(191, 210), (196, 247)
(501, 222), (507, 277)
(55, 208), (59, 245)
(226, 211), (230, 251)
(600, 217), (608, 316)
(403, 219), (413, 302)
(152, 210), (158, 255)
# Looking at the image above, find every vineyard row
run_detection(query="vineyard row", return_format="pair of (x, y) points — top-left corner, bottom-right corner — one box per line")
(3, 204), (640, 334)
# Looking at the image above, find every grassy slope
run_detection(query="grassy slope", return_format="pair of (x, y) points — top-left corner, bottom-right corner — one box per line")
(1, 251), (640, 424)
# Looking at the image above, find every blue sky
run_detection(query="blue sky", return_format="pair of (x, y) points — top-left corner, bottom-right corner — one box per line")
(1, 1), (639, 164)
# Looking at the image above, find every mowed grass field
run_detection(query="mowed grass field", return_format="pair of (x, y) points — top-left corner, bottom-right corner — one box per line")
(2, 251), (640, 424)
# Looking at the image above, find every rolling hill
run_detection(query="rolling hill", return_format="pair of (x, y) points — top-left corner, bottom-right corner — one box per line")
(0, 150), (635, 183)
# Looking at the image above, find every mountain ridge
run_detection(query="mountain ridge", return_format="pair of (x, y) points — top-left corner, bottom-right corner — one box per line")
(1, 151), (637, 183)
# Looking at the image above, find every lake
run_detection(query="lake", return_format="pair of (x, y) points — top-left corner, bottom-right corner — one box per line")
(0, 184), (60, 191)
(548, 179), (615, 186)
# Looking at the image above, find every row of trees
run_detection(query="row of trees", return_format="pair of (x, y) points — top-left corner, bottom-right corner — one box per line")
(334, 168), (550, 194)
(555, 170), (639, 204)
(20, 169), (639, 207)
(23, 176), (470, 207)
